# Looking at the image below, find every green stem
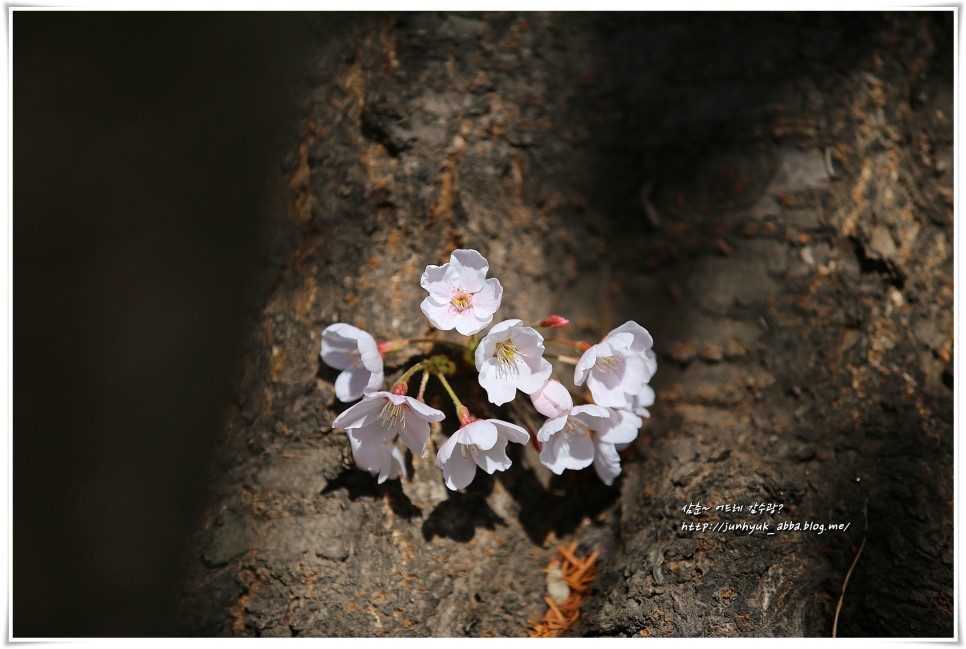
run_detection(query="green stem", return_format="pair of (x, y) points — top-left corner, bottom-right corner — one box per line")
(434, 371), (466, 414)
(392, 361), (428, 393)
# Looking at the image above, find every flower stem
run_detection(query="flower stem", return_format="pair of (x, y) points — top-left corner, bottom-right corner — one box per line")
(392, 361), (428, 394)
(545, 353), (580, 365)
(417, 369), (430, 402)
(434, 371), (464, 412)
(545, 338), (592, 352)
(434, 371), (473, 425)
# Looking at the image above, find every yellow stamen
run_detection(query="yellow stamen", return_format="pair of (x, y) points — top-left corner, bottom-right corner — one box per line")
(594, 353), (625, 374)
(378, 400), (407, 431)
(450, 288), (472, 313)
(562, 416), (593, 441)
(460, 443), (482, 459)
(495, 341), (522, 380)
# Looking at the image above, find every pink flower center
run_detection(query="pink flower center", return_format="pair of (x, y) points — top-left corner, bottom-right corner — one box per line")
(450, 289), (472, 313)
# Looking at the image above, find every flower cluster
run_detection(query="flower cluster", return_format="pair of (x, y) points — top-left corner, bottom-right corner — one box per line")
(320, 249), (656, 490)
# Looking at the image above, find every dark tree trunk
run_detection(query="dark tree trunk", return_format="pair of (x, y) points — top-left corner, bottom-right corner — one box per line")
(176, 12), (953, 637)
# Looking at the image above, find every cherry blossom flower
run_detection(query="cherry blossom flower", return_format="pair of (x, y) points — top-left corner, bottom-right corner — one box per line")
(573, 321), (656, 409)
(436, 418), (530, 490)
(419, 249), (503, 336)
(538, 405), (642, 485)
(475, 319), (553, 406)
(537, 404), (609, 474)
(530, 379), (574, 418)
(331, 391), (445, 457)
(320, 323), (385, 402)
(346, 430), (406, 484)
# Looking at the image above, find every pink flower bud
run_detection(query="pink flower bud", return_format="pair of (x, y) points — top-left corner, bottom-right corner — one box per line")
(537, 315), (570, 328)
(377, 339), (409, 356)
(530, 379), (574, 418)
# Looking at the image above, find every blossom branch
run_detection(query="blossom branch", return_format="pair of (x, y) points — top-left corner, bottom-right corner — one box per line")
(544, 353), (580, 365)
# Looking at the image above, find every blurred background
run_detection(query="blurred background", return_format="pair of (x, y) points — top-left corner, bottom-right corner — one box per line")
(14, 11), (309, 635)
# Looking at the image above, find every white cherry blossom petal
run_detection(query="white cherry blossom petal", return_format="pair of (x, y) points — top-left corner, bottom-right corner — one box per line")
(420, 296), (460, 331)
(605, 321), (654, 354)
(571, 404), (611, 421)
(420, 263), (461, 299)
(405, 397), (447, 422)
(477, 362), (517, 405)
(630, 384), (656, 418)
(586, 372), (629, 408)
(603, 331), (634, 351)
(592, 440), (622, 486)
(321, 324), (385, 401)
(364, 369), (385, 394)
(355, 334), (382, 373)
(474, 436), (512, 474)
(573, 346), (597, 386)
(321, 349), (353, 371)
(454, 309), (491, 336)
(517, 357), (553, 394)
(596, 408), (642, 445)
(471, 278), (503, 320)
(537, 414), (568, 443)
(335, 367), (376, 403)
(397, 416), (431, 457)
(474, 331), (500, 368)
(620, 352), (652, 389)
(347, 431), (407, 484)
(491, 420), (531, 445)
(459, 419), (499, 451)
(381, 445), (407, 483)
(442, 452), (478, 491)
(332, 393), (386, 430)
(450, 249), (489, 292)
(539, 430), (595, 473)
(436, 430), (460, 465)
(483, 318), (519, 342)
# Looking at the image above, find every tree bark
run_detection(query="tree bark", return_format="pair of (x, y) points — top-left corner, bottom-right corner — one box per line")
(176, 12), (953, 637)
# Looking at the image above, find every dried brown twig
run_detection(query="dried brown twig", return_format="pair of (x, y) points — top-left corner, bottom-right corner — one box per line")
(832, 498), (869, 637)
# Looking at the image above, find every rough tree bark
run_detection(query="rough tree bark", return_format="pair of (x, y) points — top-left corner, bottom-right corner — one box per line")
(176, 12), (953, 637)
